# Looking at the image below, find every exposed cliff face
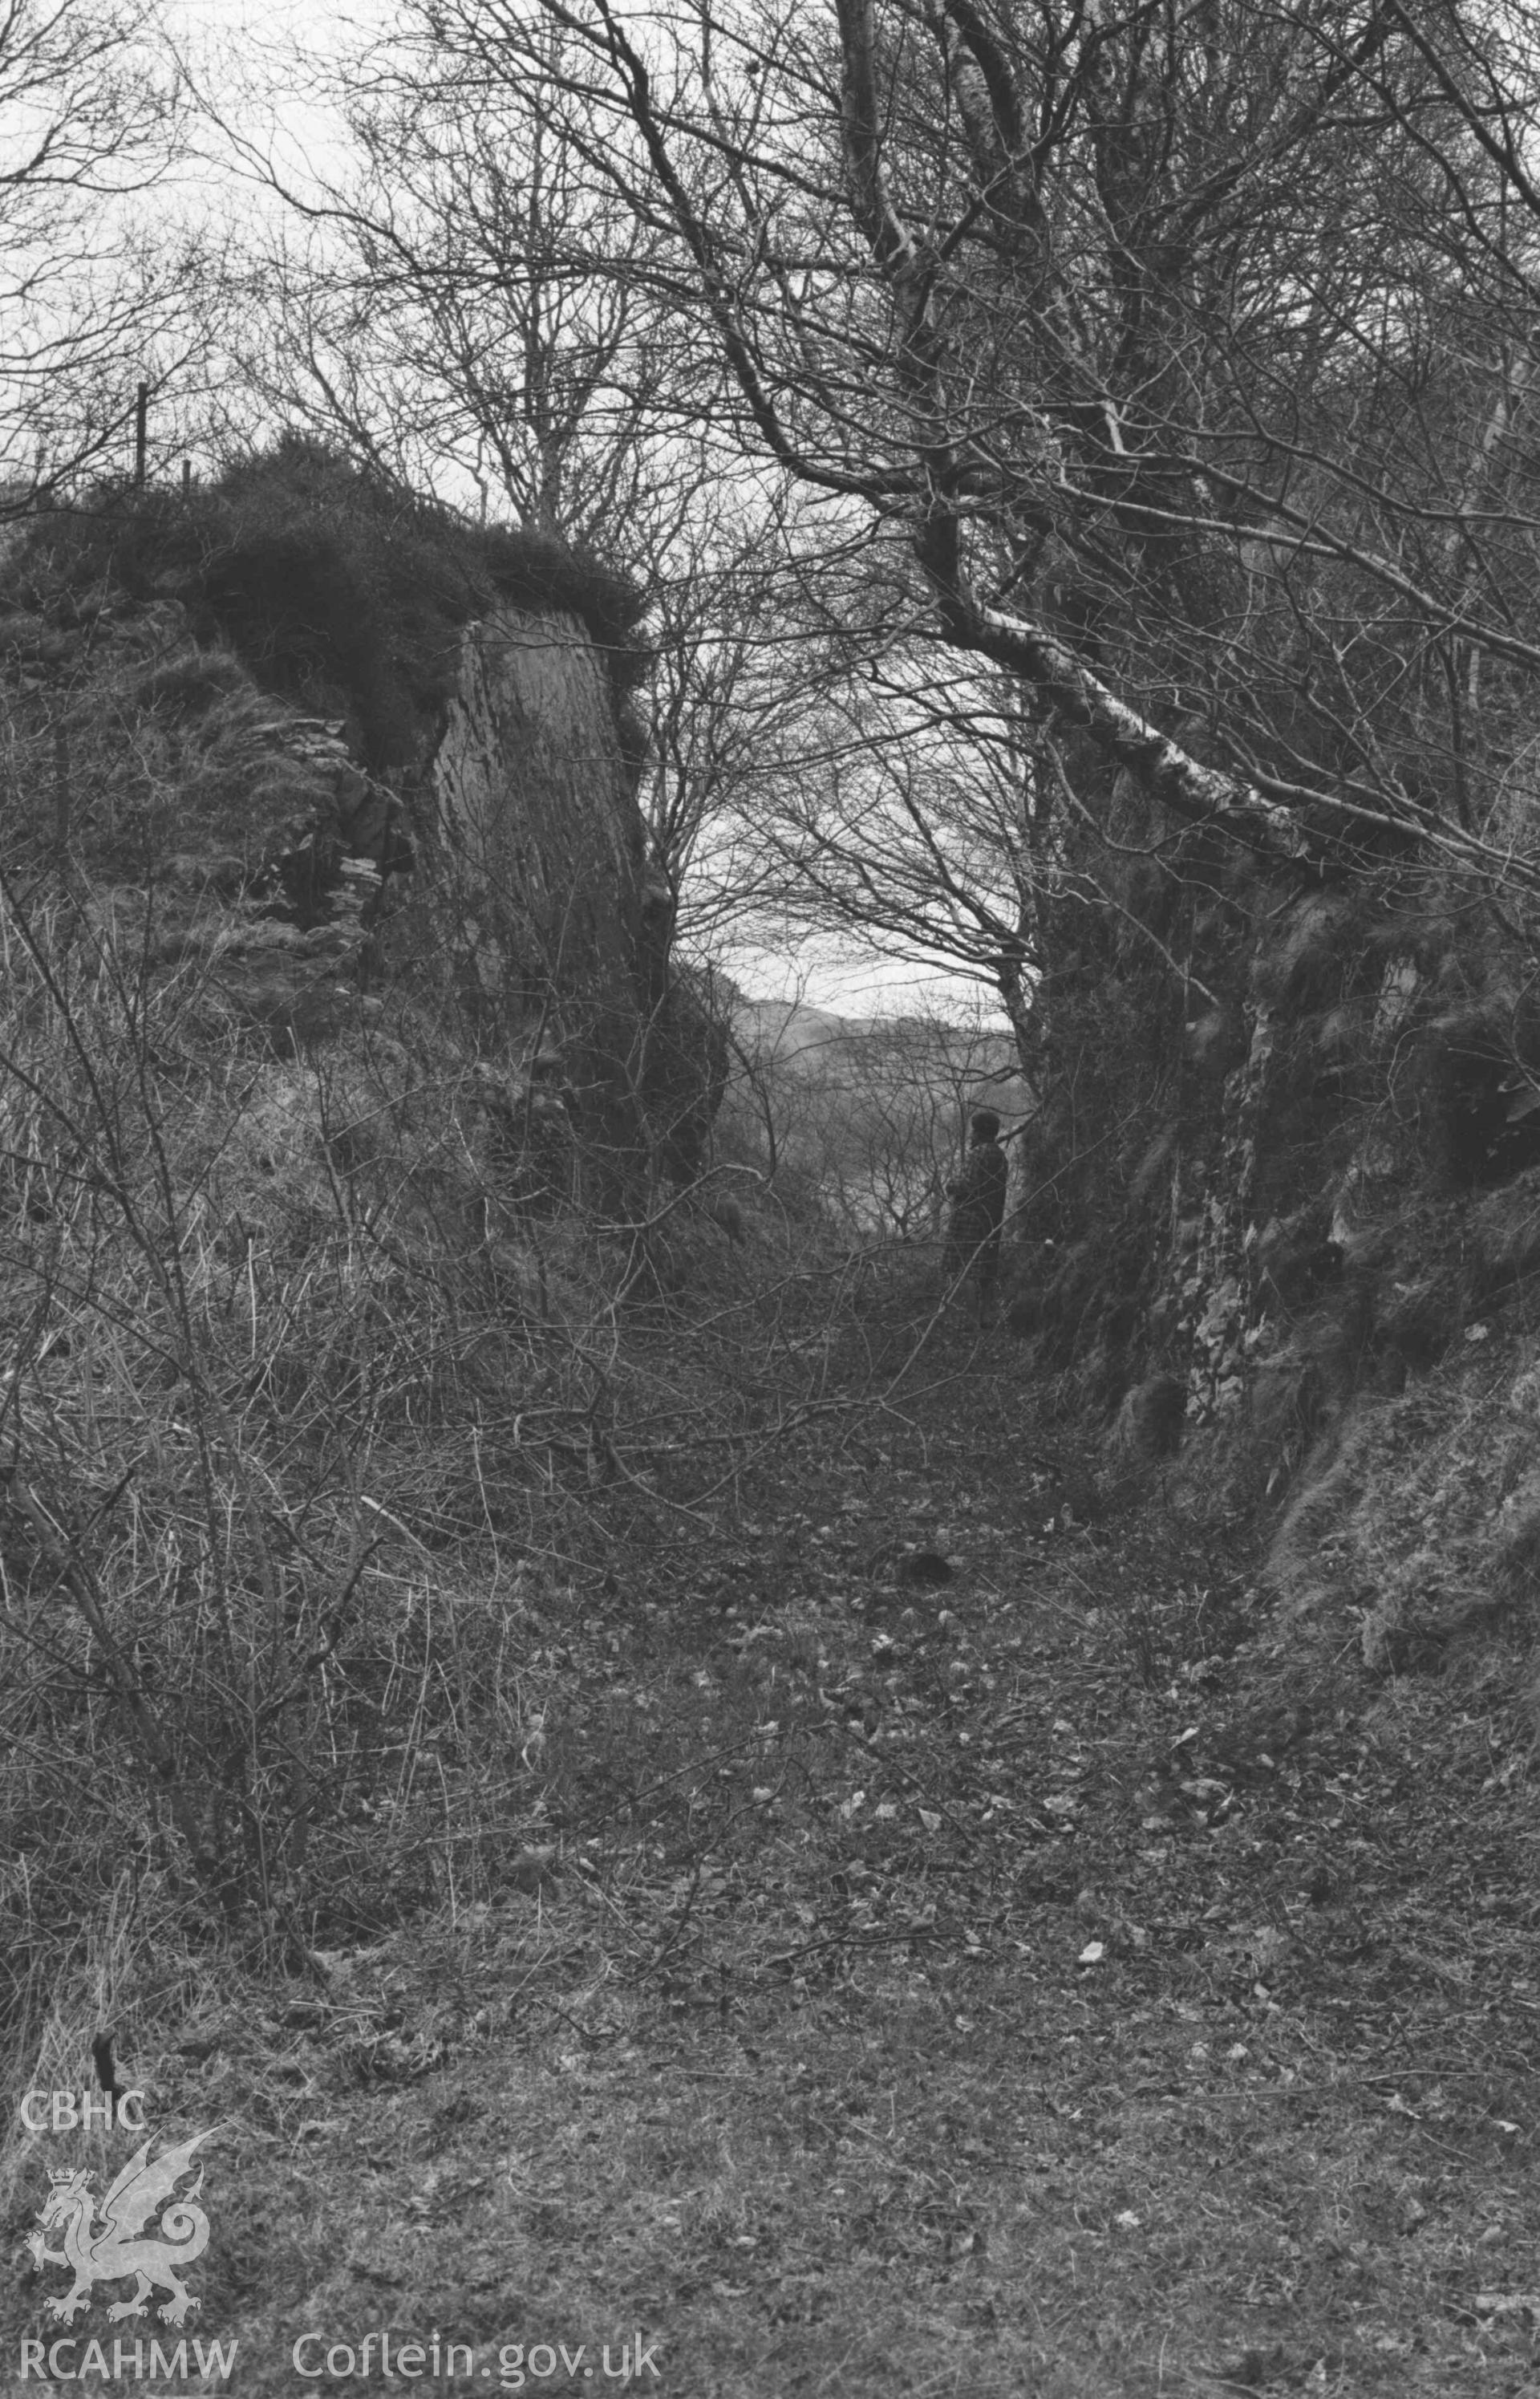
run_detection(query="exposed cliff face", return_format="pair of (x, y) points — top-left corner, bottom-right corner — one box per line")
(424, 606), (650, 1183)
(432, 606), (645, 1009)
(1010, 747), (1540, 1656)
(2, 449), (723, 1199)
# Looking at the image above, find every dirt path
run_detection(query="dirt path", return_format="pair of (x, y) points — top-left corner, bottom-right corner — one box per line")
(6, 1329), (1538, 2397)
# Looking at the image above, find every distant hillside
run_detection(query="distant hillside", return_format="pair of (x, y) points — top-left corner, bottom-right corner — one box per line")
(719, 995), (1032, 1239)
(733, 997), (862, 1064)
(733, 997), (1029, 1118)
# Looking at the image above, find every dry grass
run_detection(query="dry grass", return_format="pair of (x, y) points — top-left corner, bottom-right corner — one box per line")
(1265, 1304), (1540, 1673)
(0, 868), (788, 2041)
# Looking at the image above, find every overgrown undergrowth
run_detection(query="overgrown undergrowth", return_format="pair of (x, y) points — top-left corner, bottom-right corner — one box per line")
(0, 874), (893, 2057)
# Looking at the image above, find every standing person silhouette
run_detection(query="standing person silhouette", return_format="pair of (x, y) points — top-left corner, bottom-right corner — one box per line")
(945, 1110), (1008, 1329)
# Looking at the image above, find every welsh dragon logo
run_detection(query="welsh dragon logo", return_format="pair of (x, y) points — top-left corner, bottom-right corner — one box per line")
(27, 2132), (213, 2328)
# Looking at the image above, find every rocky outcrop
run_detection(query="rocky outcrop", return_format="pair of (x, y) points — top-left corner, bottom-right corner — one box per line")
(424, 606), (650, 1185)
(431, 607), (644, 1013)
(1007, 742), (1540, 1553)
(3, 459), (724, 1201)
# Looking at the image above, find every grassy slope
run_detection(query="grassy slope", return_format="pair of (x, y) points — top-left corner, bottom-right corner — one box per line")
(3, 1300), (1538, 2399)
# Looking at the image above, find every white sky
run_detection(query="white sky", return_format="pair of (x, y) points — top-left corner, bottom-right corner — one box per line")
(720, 938), (983, 1019)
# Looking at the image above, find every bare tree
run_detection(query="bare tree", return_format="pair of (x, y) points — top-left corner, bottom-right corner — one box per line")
(212, 3), (860, 940)
(285, 6), (714, 544)
(432, 0), (1540, 890)
(0, 0), (199, 496)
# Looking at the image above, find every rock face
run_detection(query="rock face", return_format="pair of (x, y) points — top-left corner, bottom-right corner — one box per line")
(425, 607), (650, 1182)
(2, 453), (724, 1203)
(1008, 757), (1540, 1553)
